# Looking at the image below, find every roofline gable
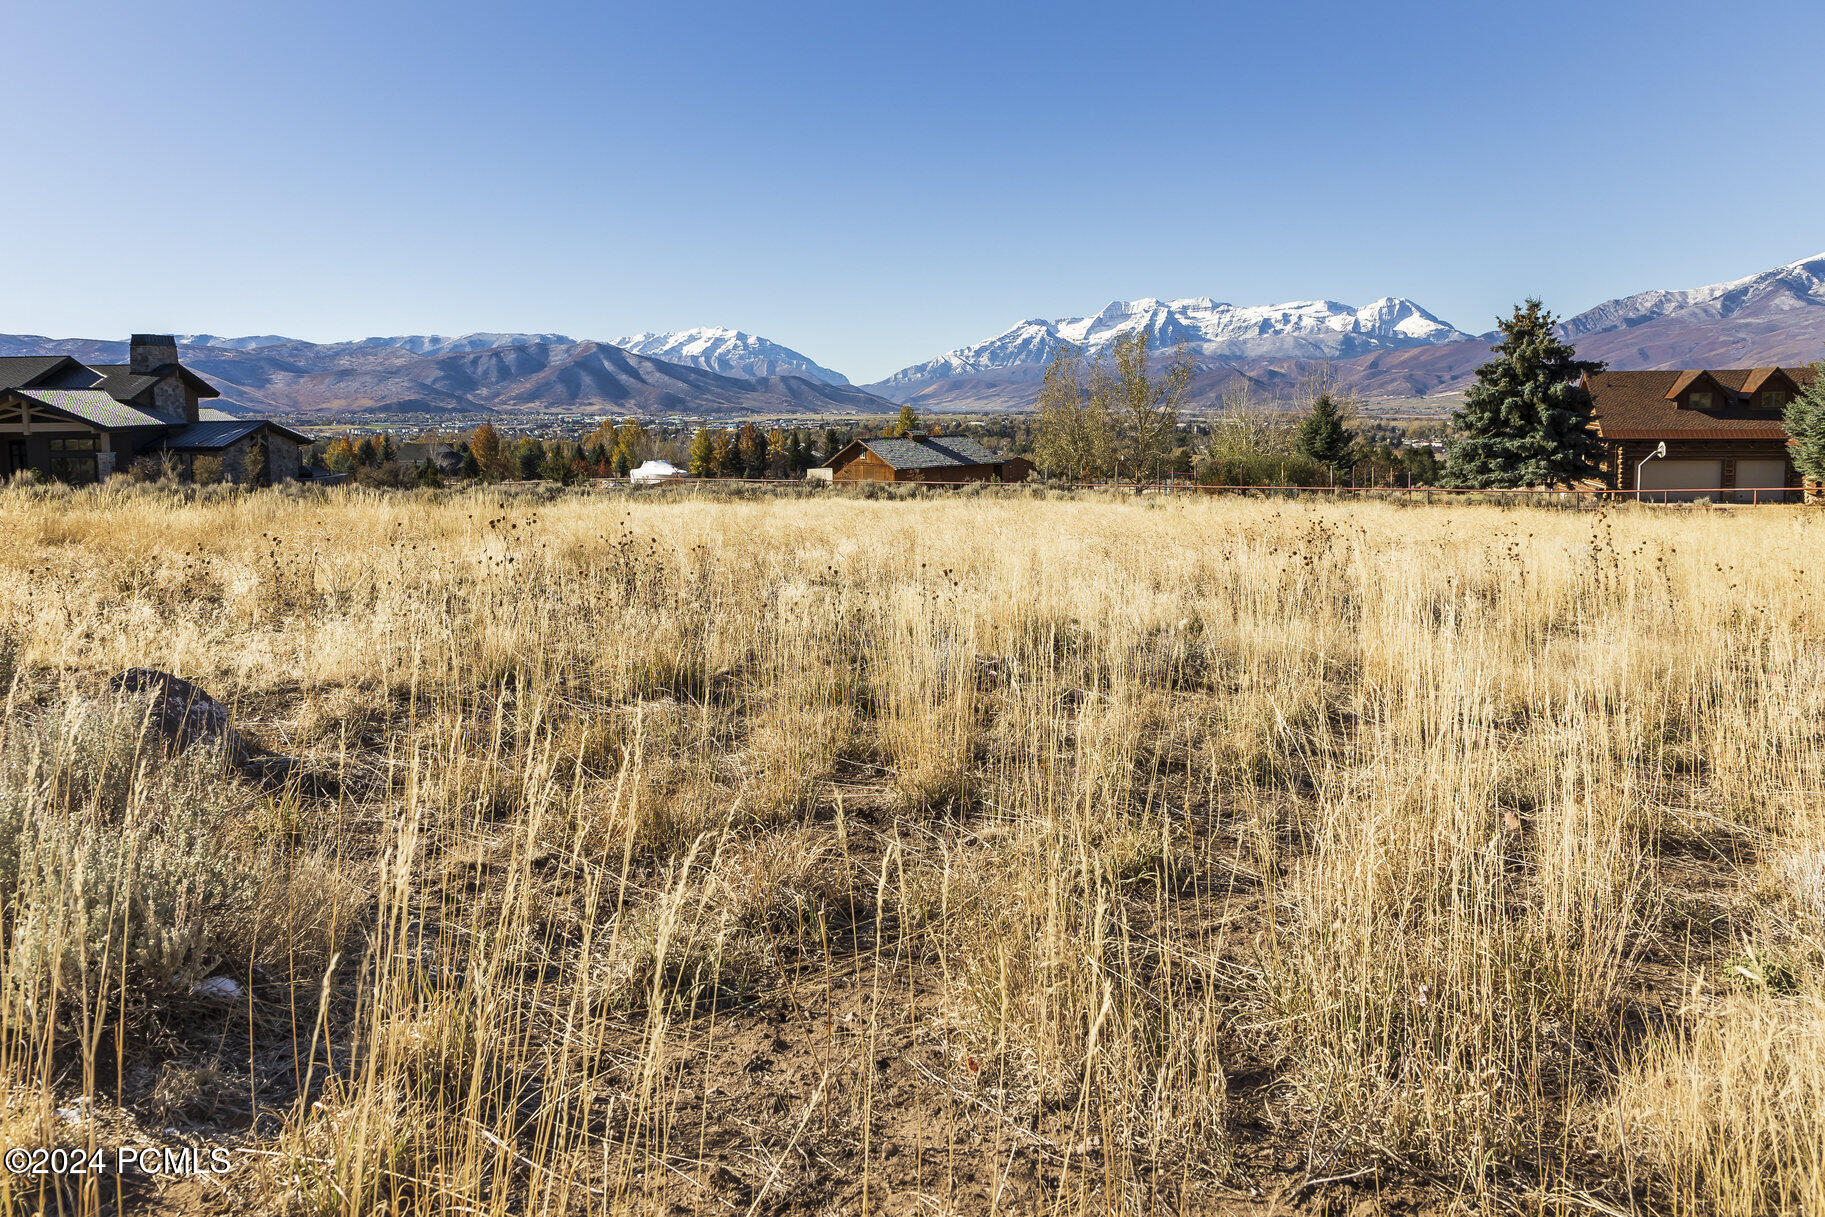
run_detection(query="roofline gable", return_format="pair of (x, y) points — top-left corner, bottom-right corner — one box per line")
(1664, 369), (1728, 401)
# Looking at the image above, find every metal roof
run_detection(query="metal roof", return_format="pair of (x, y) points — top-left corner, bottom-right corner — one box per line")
(15, 389), (171, 429)
(163, 421), (265, 449)
(859, 435), (1002, 470)
(165, 419), (314, 448)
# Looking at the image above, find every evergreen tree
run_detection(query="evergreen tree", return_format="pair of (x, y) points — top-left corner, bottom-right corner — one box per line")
(459, 448), (481, 479)
(689, 429), (714, 477)
(787, 430), (804, 471)
(612, 447), (631, 478)
(1783, 362), (1825, 486)
(1445, 300), (1606, 489)
(892, 405), (918, 437)
(1294, 394), (1355, 474)
(825, 427), (841, 460)
(354, 436), (379, 467)
(378, 432), (398, 463)
(514, 438), (544, 480)
(1400, 445), (1441, 486)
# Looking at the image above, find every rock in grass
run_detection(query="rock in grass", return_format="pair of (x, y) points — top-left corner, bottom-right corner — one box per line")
(109, 668), (337, 796)
(111, 668), (239, 758)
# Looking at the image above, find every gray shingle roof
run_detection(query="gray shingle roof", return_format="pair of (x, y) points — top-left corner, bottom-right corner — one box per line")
(87, 365), (165, 404)
(860, 435), (1002, 470)
(89, 362), (220, 401)
(15, 389), (170, 429)
(0, 356), (79, 390)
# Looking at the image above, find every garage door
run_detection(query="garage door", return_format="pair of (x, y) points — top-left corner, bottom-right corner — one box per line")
(1639, 458), (1721, 501)
(1731, 459), (1794, 503)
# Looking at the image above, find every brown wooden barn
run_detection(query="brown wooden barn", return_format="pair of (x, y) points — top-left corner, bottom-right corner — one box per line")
(820, 434), (1030, 484)
(1584, 367), (1816, 502)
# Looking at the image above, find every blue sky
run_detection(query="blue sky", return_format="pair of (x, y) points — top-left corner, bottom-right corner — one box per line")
(6, 0), (1824, 382)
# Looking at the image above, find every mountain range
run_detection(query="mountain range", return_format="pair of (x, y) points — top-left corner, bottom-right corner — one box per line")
(0, 334), (893, 419)
(874, 296), (1467, 400)
(5, 254), (1822, 419)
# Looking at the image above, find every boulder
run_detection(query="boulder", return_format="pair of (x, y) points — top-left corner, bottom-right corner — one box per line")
(110, 668), (241, 759)
(109, 668), (336, 796)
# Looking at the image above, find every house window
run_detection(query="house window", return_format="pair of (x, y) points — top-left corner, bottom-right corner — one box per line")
(1688, 390), (1713, 410)
(47, 436), (98, 484)
(1762, 389), (1789, 409)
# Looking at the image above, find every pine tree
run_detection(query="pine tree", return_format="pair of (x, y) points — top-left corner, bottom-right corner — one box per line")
(1783, 362), (1825, 487)
(825, 427), (841, 460)
(1294, 394), (1355, 474)
(1445, 300), (1606, 489)
(459, 449), (481, 479)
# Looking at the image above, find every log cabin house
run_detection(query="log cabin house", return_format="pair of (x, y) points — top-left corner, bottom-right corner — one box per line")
(1585, 366), (1816, 502)
(0, 335), (312, 485)
(820, 434), (1030, 484)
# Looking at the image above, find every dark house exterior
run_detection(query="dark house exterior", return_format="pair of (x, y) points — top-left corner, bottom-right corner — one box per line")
(0, 335), (312, 485)
(1585, 367), (1816, 502)
(821, 435), (1031, 484)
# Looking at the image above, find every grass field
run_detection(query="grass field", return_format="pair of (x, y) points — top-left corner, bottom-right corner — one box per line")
(1, 481), (1822, 1216)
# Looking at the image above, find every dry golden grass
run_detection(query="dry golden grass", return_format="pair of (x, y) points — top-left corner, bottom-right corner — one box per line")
(1, 479), (1823, 1215)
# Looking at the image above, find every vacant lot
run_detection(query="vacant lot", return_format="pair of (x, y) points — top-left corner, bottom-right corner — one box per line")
(1, 483), (1821, 1216)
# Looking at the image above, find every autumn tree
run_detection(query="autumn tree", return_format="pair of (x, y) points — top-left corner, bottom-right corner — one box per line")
(322, 435), (358, 474)
(1032, 343), (1114, 481)
(1092, 330), (1191, 484)
(689, 429), (714, 477)
(891, 405), (919, 437)
(468, 423), (507, 480)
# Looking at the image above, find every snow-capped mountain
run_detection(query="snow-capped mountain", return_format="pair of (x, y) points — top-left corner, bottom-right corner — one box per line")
(877, 296), (1467, 394)
(1558, 253), (1825, 344)
(353, 333), (578, 356)
(613, 326), (850, 385)
(177, 334), (297, 351)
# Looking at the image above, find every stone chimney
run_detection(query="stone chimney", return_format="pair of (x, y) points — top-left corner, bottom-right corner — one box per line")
(130, 334), (179, 374)
(130, 334), (196, 421)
